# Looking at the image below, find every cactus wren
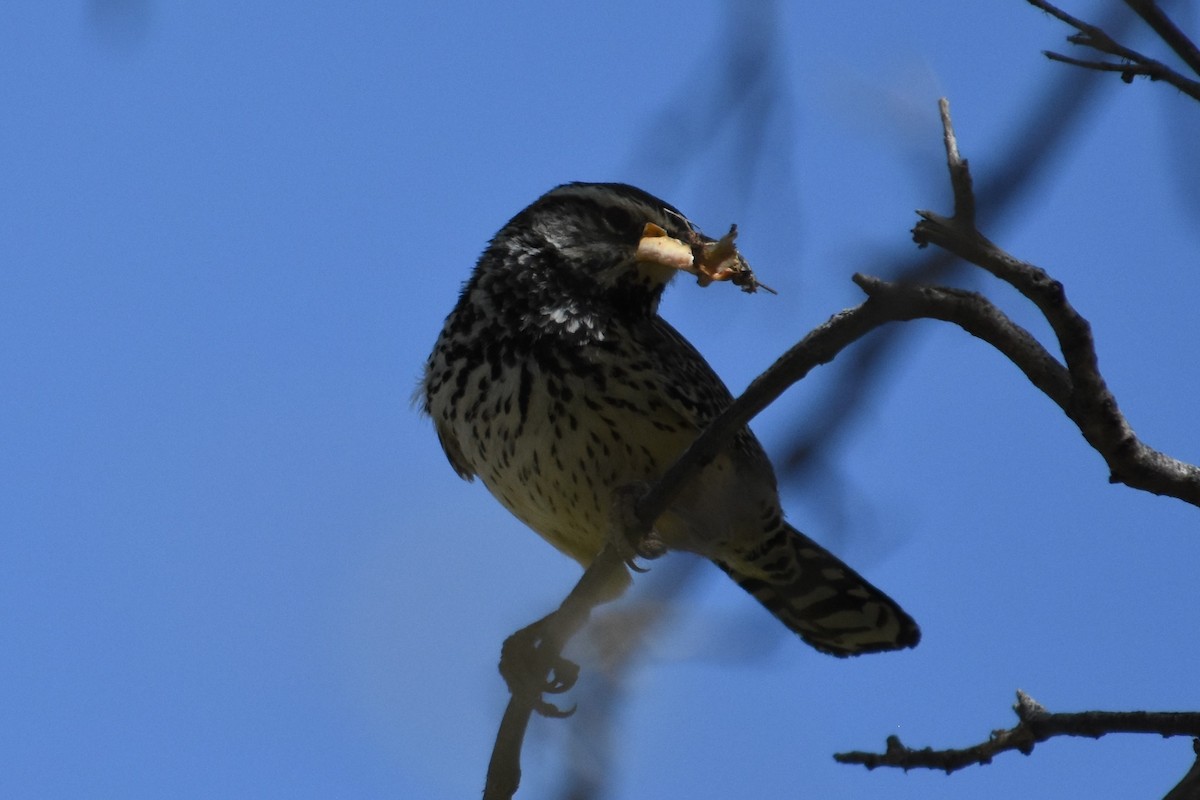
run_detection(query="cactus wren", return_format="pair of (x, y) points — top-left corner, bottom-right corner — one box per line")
(420, 182), (919, 656)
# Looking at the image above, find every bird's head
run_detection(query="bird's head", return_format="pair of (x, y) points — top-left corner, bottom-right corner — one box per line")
(515, 182), (703, 288)
(479, 183), (765, 320)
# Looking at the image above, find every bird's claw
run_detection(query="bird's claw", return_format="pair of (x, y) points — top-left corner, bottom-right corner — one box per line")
(622, 533), (667, 572)
(499, 620), (581, 718)
(611, 483), (668, 572)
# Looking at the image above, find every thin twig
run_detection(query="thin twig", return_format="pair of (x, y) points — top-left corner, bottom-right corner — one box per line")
(1027, 0), (1200, 100)
(1028, 0), (1146, 59)
(1044, 51), (1164, 82)
(1043, 49), (1200, 97)
(937, 98), (975, 226)
(835, 690), (1200, 774)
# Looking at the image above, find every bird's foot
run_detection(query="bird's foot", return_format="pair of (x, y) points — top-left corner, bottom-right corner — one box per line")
(499, 617), (580, 718)
(610, 483), (668, 572)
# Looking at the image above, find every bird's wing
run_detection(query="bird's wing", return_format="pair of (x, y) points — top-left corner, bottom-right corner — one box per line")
(639, 316), (738, 432)
(433, 418), (476, 482)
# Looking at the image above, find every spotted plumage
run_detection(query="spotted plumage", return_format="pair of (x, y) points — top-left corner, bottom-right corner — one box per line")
(420, 182), (919, 656)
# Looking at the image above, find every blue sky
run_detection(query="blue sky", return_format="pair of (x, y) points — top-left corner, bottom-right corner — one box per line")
(4, 1), (1199, 798)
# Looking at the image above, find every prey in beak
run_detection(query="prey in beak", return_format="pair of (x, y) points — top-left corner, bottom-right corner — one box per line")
(635, 222), (776, 294)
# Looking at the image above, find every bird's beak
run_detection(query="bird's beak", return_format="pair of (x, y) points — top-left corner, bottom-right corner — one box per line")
(635, 222), (696, 274)
(635, 222), (774, 294)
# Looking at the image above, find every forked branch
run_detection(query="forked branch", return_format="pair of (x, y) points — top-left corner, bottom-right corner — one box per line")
(913, 98), (1200, 506)
(1026, 0), (1200, 100)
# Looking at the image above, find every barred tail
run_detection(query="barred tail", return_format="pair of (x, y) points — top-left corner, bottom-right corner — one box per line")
(713, 524), (920, 657)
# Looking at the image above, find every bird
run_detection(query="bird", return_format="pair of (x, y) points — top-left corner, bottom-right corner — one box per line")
(419, 182), (919, 657)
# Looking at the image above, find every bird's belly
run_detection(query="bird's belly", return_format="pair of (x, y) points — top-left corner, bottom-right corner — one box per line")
(453, 361), (695, 565)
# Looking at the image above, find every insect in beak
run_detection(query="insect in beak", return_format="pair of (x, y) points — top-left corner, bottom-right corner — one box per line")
(634, 222), (775, 294)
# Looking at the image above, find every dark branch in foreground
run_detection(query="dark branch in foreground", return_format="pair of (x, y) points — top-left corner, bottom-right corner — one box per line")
(1124, 0), (1200, 76)
(835, 690), (1200, 775)
(1026, 0), (1200, 100)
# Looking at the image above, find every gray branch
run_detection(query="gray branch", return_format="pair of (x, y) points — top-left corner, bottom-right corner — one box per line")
(913, 98), (1200, 506)
(835, 690), (1200, 780)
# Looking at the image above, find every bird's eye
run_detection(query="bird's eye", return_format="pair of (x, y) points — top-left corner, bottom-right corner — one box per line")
(603, 205), (635, 236)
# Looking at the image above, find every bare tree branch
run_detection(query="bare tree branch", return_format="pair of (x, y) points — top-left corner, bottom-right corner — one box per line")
(913, 98), (1200, 506)
(779, 5), (1128, 485)
(851, 275), (1070, 403)
(1027, 0), (1200, 99)
(834, 690), (1200, 778)
(1044, 50), (1169, 80)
